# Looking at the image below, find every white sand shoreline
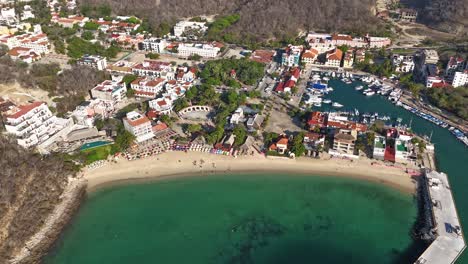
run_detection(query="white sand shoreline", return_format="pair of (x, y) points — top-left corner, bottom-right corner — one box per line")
(83, 152), (418, 194)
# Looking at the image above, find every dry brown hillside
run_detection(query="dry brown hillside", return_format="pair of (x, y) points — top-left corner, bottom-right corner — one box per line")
(79, 0), (384, 40)
(0, 135), (78, 262)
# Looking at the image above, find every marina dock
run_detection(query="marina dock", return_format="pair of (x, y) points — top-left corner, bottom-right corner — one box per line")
(415, 170), (466, 264)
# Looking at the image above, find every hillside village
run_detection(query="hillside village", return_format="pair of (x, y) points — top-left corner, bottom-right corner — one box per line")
(0, 0), (466, 170)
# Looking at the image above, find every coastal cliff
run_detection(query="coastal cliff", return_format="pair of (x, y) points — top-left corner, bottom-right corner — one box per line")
(0, 135), (82, 264)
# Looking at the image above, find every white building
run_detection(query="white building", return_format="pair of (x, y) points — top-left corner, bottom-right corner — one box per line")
(0, 7), (16, 24)
(3, 102), (66, 148)
(20, 5), (35, 21)
(173, 21), (207, 37)
(132, 60), (175, 78)
(373, 136), (385, 160)
(90, 80), (127, 104)
(395, 139), (410, 163)
(301, 48), (319, 65)
(423, 49), (439, 64)
(426, 76), (443, 88)
(367, 37), (391, 48)
(325, 49), (343, 67)
(139, 38), (168, 53)
(130, 77), (166, 98)
(392, 54), (415, 73)
(178, 43), (220, 58)
(77, 55), (108, 71)
(149, 97), (173, 115)
(452, 71), (468, 88)
(445, 56), (465, 82)
(71, 99), (115, 127)
(123, 111), (154, 143)
(230, 107), (244, 125)
(0, 32), (50, 55)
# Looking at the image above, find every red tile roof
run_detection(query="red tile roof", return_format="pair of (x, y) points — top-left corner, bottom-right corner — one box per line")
(125, 115), (150, 127)
(153, 122), (168, 132)
(307, 111), (326, 127)
(275, 82), (285, 92)
(327, 49), (343, 61)
(6, 101), (44, 119)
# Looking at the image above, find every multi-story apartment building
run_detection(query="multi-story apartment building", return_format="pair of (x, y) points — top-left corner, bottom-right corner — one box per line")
(395, 139), (410, 163)
(332, 129), (356, 154)
(77, 55), (108, 70)
(139, 38), (168, 53)
(452, 71), (468, 88)
(123, 111), (154, 143)
(4, 102), (57, 148)
(367, 36), (392, 48)
(130, 77), (166, 98)
(392, 54), (415, 73)
(178, 43), (220, 58)
(301, 48), (319, 65)
(398, 8), (418, 22)
(281, 45), (303, 67)
(149, 97), (173, 115)
(325, 48), (343, 67)
(354, 48), (366, 63)
(132, 60), (175, 78)
(373, 136), (386, 160)
(423, 49), (439, 64)
(0, 33), (50, 55)
(343, 49), (354, 68)
(445, 56), (465, 82)
(90, 80), (127, 104)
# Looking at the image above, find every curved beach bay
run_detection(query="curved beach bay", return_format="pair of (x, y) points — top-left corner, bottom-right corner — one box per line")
(46, 170), (420, 264)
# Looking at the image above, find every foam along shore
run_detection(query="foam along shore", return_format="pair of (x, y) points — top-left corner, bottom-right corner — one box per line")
(84, 151), (417, 193)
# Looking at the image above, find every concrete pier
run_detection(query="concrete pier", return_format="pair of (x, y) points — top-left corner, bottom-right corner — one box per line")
(415, 170), (466, 264)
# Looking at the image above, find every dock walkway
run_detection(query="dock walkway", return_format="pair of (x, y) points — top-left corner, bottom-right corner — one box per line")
(415, 171), (466, 264)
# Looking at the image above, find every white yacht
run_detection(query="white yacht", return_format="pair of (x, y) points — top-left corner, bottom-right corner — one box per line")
(355, 85), (364, 91)
(332, 102), (344, 108)
(323, 99), (332, 104)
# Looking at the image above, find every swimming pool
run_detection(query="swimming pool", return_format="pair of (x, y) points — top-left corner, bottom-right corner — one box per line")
(80, 141), (113, 151)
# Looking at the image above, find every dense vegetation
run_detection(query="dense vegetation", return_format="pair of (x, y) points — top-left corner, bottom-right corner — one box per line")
(426, 86), (468, 119)
(199, 58), (265, 86)
(78, 0), (384, 44)
(0, 135), (79, 262)
(66, 37), (120, 59)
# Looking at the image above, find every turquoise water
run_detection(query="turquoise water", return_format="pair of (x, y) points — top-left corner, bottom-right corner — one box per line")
(80, 141), (112, 151)
(45, 174), (419, 264)
(46, 79), (468, 264)
(324, 79), (468, 263)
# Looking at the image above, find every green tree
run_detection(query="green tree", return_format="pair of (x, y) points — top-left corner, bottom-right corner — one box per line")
(189, 54), (202, 61)
(173, 98), (189, 112)
(233, 125), (247, 146)
(146, 53), (160, 60)
(82, 30), (94, 40)
(122, 74), (138, 87)
(290, 132), (306, 157)
(83, 21), (100, 30)
(186, 124), (202, 134)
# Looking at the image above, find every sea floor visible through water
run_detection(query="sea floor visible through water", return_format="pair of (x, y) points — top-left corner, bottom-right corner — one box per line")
(45, 174), (425, 264)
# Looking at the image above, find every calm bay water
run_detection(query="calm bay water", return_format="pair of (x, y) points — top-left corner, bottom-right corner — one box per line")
(45, 79), (468, 264)
(45, 175), (418, 264)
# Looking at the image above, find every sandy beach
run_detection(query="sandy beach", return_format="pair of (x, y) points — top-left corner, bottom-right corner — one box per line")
(83, 152), (418, 193)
